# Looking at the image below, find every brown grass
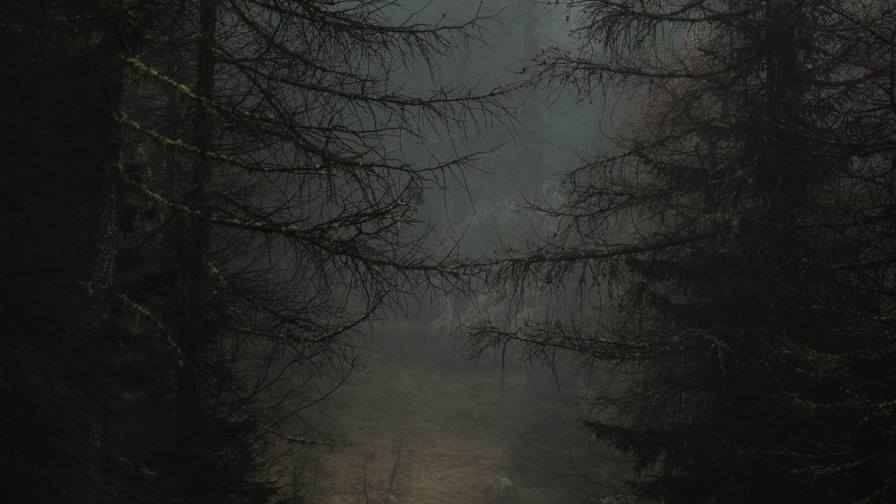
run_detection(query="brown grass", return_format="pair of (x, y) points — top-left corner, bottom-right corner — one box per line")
(299, 325), (592, 504)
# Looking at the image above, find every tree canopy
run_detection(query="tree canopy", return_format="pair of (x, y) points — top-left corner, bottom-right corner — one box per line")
(467, 1), (896, 502)
(1, 1), (512, 502)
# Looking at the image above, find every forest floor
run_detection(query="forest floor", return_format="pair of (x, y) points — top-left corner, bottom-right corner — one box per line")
(297, 323), (598, 504)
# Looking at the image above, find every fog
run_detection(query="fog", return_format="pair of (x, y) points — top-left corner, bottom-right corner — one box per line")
(15, 1), (893, 503)
(295, 322), (599, 503)
(286, 2), (613, 503)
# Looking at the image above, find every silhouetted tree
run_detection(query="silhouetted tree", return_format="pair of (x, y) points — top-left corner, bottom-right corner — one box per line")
(113, 0), (513, 502)
(0, 1), (161, 502)
(468, 1), (896, 502)
(1, 0), (513, 502)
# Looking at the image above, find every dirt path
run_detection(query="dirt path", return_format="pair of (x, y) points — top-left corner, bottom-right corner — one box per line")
(302, 328), (592, 504)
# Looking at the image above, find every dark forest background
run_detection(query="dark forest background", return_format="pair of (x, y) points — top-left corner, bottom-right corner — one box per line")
(4, 1), (896, 504)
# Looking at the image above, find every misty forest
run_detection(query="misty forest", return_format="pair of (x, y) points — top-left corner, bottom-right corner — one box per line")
(5, 0), (896, 503)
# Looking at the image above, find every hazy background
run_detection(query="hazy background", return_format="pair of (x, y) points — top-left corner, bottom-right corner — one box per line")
(295, 2), (612, 502)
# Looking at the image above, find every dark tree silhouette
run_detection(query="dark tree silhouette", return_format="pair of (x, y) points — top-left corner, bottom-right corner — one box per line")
(1, 1), (514, 503)
(0, 1), (160, 502)
(112, 1), (514, 502)
(467, 1), (896, 502)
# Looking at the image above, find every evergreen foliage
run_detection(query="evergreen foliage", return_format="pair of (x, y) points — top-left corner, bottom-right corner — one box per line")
(468, 1), (896, 502)
(1, 1), (158, 502)
(1, 1), (511, 502)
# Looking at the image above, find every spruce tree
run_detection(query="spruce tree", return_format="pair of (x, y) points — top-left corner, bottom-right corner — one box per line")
(0, 1), (160, 502)
(469, 1), (896, 502)
(113, 1), (513, 502)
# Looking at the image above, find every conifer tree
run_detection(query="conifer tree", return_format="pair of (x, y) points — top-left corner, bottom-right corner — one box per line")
(1, 0), (512, 502)
(468, 1), (896, 502)
(1, 1), (160, 502)
(111, 1), (512, 502)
